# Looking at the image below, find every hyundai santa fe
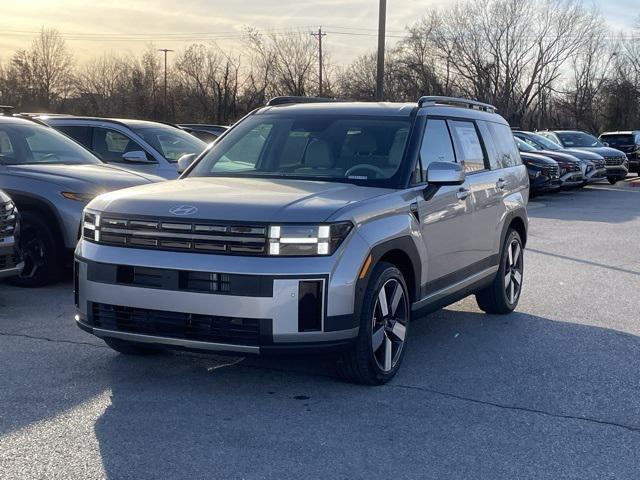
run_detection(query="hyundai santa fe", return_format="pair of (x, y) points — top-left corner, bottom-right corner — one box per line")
(75, 96), (529, 385)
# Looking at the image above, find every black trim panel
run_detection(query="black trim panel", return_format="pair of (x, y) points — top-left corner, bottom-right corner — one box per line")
(324, 314), (358, 332)
(86, 260), (274, 297)
(421, 253), (499, 297)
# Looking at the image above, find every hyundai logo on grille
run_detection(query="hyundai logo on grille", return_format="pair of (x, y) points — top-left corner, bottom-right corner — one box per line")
(169, 205), (198, 216)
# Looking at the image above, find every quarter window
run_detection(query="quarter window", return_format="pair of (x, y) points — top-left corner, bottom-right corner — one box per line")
(488, 122), (521, 168)
(449, 120), (486, 173)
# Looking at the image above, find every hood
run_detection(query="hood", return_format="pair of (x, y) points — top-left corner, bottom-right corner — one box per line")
(536, 150), (581, 164)
(520, 152), (557, 166)
(88, 177), (393, 223)
(560, 148), (603, 161)
(5, 164), (162, 193)
(565, 146), (626, 158)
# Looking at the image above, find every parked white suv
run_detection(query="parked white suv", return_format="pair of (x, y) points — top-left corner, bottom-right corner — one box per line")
(75, 96), (529, 384)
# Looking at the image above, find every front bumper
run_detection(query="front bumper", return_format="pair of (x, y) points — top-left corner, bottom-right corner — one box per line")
(605, 164), (629, 178)
(74, 238), (367, 354)
(559, 171), (584, 187)
(585, 167), (607, 183)
(0, 240), (23, 279)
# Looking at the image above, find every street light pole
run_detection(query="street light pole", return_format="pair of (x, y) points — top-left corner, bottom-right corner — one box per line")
(376, 0), (387, 101)
(158, 48), (174, 121)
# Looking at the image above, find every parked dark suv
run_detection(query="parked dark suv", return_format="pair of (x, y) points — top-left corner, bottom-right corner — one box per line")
(514, 137), (560, 194)
(75, 96), (529, 385)
(599, 131), (640, 176)
(0, 189), (23, 280)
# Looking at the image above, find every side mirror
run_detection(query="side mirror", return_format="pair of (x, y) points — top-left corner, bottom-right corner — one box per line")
(122, 150), (153, 163)
(602, 142), (609, 147)
(426, 161), (466, 186)
(177, 153), (198, 173)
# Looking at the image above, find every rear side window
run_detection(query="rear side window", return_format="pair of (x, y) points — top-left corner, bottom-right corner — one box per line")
(57, 125), (92, 149)
(417, 119), (456, 181)
(448, 120), (486, 173)
(488, 122), (521, 168)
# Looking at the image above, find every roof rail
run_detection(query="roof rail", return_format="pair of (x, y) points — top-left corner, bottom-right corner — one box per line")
(418, 96), (497, 113)
(0, 105), (15, 116)
(266, 96), (341, 107)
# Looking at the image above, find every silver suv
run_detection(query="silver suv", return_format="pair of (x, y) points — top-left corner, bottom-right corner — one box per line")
(75, 96), (529, 384)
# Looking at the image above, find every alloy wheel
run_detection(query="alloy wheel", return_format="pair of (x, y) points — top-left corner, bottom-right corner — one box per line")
(371, 278), (409, 372)
(504, 238), (523, 304)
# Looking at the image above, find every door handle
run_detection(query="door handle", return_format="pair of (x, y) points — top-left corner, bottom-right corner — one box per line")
(496, 178), (507, 190)
(456, 187), (471, 201)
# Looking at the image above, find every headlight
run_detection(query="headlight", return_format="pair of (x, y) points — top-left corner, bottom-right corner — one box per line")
(268, 222), (352, 256)
(62, 191), (97, 202)
(82, 210), (101, 242)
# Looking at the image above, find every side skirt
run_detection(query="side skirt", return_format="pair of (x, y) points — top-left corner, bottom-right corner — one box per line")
(411, 266), (498, 317)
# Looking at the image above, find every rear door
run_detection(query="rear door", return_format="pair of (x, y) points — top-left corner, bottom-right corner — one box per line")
(447, 119), (502, 268)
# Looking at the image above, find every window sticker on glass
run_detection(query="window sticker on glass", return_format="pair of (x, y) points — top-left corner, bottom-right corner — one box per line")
(456, 125), (483, 160)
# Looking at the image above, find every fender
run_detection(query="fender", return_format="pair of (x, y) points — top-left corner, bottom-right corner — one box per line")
(352, 235), (422, 325)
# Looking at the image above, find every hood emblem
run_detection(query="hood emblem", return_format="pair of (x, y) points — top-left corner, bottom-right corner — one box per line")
(169, 205), (198, 216)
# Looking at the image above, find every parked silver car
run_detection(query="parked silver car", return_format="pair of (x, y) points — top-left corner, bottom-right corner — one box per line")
(0, 189), (23, 280)
(75, 96), (529, 384)
(39, 116), (207, 180)
(0, 116), (163, 287)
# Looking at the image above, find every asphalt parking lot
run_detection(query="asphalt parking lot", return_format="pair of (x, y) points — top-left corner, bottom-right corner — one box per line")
(1, 180), (639, 480)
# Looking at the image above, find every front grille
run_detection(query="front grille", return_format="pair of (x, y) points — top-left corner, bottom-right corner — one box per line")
(87, 262), (273, 297)
(594, 159), (605, 169)
(605, 156), (624, 166)
(543, 165), (560, 179)
(84, 213), (268, 255)
(0, 253), (18, 270)
(90, 302), (267, 346)
(0, 202), (16, 239)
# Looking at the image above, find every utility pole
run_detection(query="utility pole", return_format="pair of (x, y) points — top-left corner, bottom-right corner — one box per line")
(311, 27), (326, 97)
(158, 48), (174, 121)
(376, 0), (387, 101)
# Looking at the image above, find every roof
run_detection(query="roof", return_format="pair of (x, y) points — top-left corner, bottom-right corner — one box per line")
(0, 116), (47, 126)
(256, 101), (417, 117)
(39, 115), (182, 130)
(600, 131), (639, 135)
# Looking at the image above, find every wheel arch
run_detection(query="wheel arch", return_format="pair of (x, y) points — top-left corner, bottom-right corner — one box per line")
(501, 209), (528, 249)
(6, 192), (65, 247)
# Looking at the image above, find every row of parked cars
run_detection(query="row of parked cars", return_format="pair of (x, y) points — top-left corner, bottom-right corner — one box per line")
(514, 129), (638, 195)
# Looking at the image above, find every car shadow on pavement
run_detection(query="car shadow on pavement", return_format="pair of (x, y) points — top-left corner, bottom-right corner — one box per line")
(91, 307), (640, 479)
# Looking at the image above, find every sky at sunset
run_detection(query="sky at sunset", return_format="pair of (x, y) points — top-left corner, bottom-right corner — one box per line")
(0, 0), (637, 64)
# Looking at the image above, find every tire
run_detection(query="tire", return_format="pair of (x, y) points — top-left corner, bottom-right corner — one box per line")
(337, 262), (410, 385)
(607, 176), (618, 185)
(103, 337), (162, 355)
(476, 229), (524, 314)
(8, 211), (61, 288)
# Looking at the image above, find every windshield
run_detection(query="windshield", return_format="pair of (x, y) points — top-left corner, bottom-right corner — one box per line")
(514, 137), (536, 152)
(519, 132), (561, 151)
(599, 134), (635, 147)
(0, 123), (102, 165)
(188, 114), (411, 185)
(557, 131), (603, 148)
(131, 125), (206, 162)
